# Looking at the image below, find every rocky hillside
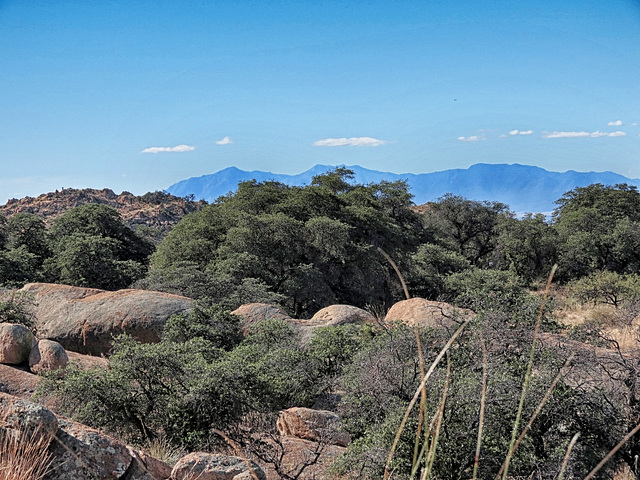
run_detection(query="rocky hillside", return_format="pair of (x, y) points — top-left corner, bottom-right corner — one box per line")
(0, 188), (205, 235)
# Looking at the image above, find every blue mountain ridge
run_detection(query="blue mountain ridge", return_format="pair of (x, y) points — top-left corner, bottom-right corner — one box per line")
(166, 163), (640, 215)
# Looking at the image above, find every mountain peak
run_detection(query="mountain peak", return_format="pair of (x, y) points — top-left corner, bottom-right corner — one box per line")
(166, 164), (640, 215)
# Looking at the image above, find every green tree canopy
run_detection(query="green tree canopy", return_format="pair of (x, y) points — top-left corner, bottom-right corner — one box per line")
(149, 168), (423, 316)
(44, 204), (153, 290)
(553, 184), (640, 278)
(423, 194), (510, 267)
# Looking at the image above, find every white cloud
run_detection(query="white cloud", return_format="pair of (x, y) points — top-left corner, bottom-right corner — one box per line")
(216, 136), (232, 145)
(141, 144), (195, 153)
(608, 120), (623, 126)
(457, 135), (482, 142)
(542, 130), (627, 139)
(312, 137), (386, 147)
(508, 129), (534, 136)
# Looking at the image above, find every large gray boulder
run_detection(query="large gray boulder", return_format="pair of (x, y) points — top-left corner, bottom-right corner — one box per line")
(277, 407), (351, 447)
(21, 283), (193, 355)
(310, 304), (375, 327)
(171, 452), (266, 480)
(0, 323), (36, 364)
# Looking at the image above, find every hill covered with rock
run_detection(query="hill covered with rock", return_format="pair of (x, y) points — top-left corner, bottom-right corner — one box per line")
(0, 188), (205, 236)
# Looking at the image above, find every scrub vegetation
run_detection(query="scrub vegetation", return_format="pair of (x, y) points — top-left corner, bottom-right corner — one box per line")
(3, 169), (640, 478)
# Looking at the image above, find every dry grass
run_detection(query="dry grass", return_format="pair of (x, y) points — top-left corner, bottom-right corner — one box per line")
(145, 434), (187, 466)
(0, 428), (53, 480)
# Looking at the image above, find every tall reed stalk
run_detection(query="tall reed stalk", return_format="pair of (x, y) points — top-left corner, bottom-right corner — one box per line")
(499, 264), (557, 480)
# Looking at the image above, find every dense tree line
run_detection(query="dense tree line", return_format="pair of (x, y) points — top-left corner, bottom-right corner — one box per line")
(3, 170), (640, 313)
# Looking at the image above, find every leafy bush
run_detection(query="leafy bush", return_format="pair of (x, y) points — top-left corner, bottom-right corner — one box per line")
(38, 315), (323, 451)
(162, 304), (243, 351)
(569, 271), (640, 308)
(333, 317), (618, 480)
(0, 289), (36, 332)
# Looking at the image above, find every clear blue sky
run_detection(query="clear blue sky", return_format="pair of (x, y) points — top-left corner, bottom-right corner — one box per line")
(1, 0), (639, 202)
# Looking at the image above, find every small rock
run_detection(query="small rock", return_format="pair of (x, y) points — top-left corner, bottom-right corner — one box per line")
(171, 452), (266, 480)
(0, 323), (36, 364)
(29, 339), (69, 374)
(277, 407), (350, 447)
(127, 447), (173, 480)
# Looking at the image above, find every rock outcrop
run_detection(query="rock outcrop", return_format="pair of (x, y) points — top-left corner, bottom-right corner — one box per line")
(171, 452), (266, 480)
(0, 323), (36, 364)
(277, 407), (350, 447)
(385, 297), (474, 329)
(29, 339), (69, 374)
(309, 304), (375, 327)
(22, 283), (193, 355)
(128, 447), (174, 480)
(0, 392), (172, 480)
(0, 187), (203, 234)
(0, 363), (39, 398)
(46, 418), (134, 479)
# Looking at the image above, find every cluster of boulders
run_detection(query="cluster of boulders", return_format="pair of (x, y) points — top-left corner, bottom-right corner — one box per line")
(0, 282), (475, 479)
(0, 392), (266, 480)
(0, 390), (350, 480)
(0, 323), (69, 375)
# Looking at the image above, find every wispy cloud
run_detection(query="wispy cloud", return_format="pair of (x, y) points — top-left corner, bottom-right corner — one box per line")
(313, 137), (386, 147)
(508, 129), (534, 136)
(542, 130), (626, 139)
(457, 135), (483, 142)
(216, 136), (232, 145)
(608, 120), (623, 126)
(141, 144), (195, 153)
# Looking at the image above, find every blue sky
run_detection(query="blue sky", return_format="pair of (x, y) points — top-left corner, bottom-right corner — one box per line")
(1, 0), (639, 203)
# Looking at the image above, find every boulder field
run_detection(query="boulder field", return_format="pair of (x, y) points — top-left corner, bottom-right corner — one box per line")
(0, 283), (477, 479)
(0, 392), (349, 480)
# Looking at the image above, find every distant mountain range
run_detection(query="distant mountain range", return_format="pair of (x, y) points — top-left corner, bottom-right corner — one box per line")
(166, 163), (640, 215)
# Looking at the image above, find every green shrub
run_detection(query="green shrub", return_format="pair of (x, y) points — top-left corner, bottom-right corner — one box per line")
(569, 271), (640, 308)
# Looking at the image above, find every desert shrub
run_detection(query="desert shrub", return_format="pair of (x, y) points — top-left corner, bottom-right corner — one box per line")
(162, 303), (243, 351)
(307, 323), (373, 380)
(0, 289), (36, 332)
(38, 317), (322, 451)
(569, 271), (640, 308)
(333, 317), (618, 479)
(134, 261), (285, 309)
